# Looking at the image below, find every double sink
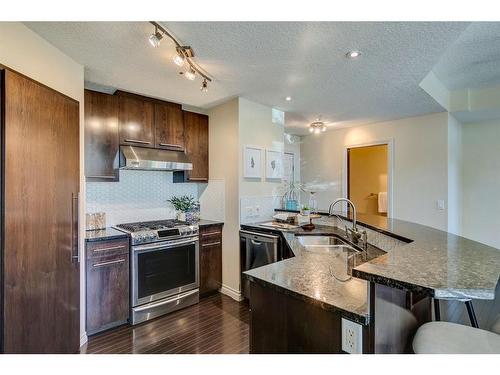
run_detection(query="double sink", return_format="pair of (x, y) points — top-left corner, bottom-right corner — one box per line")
(297, 234), (359, 255)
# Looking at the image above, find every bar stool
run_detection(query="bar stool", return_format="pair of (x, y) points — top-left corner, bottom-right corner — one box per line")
(433, 298), (479, 328)
(413, 306), (500, 354)
(413, 319), (500, 354)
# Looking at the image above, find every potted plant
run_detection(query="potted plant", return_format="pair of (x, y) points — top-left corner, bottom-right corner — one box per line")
(300, 205), (311, 216)
(167, 195), (200, 223)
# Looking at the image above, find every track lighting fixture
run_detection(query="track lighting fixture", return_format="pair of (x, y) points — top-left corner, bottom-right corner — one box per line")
(201, 79), (208, 92)
(185, 68), (196, 81)
(148, 22), (213, 92)
(173, 53), (184, 67)
(148, 26), (163, 48)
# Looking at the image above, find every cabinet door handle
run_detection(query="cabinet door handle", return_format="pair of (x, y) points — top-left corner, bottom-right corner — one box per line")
(159, 143), (184, 149)
(202, 241), (221, 247)
(201, 232), (221, 237)
(92, 258), (126, 268)
(93, 245), (127, 253)
(86, 175), (116, 179)
(124, 139), (151, 145)
(71, 193), (79, 264)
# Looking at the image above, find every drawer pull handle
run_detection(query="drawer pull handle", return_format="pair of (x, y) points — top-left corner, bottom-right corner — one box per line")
(159, 143), (184, 149)
(202, 242), (221, 247)
(201, 232), (221, 237)
(124, 139), (151, 145)
(93, 245), (127, 253)
(188, 177), (208, 181)
(86, 175), (116, 179)
(92, 258), (126, 268)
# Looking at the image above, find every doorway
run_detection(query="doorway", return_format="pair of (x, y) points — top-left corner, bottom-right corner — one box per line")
(347, 144), (389, 217)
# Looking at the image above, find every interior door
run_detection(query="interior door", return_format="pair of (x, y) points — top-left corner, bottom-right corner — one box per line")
(2, 69), (80, 353)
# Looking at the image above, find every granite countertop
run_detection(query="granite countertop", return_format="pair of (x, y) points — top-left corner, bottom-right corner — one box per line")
(85, 227), (129, 242)
(242, 223), (386, 324)
(351, 219), (500, 300)
(246, 213), (500, 306)
(198, 219), (224, 227)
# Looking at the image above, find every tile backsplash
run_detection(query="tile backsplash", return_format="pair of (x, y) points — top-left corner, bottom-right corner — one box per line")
(86, 170), (199, 226)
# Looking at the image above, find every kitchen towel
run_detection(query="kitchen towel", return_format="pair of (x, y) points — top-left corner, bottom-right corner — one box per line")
(378, 192), (388, 213)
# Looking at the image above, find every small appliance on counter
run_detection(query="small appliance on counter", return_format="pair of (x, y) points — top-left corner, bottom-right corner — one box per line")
(114, 219), (200, 324)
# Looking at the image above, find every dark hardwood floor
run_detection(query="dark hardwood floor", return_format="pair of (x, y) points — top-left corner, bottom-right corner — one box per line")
(81, 293), (249, 354)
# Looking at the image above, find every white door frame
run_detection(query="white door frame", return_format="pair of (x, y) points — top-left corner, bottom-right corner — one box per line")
(342, 139), (394, 218)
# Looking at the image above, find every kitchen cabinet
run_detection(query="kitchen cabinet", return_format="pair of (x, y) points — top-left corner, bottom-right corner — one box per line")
(118, 93), (154, 147)
(155, 102), (185, 150)
(86, 238), (130, 335)
(176, 111), (209, 182)
(1, 68), (80, 353)
(84, 89), (120, 181)
(199, 224), (223, 297)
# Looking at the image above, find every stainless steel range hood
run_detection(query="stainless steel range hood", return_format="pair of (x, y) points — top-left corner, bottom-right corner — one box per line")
(119, 145), (192, 171)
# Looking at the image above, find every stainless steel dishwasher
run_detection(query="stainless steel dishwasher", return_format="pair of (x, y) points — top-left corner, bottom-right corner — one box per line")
(240, 230), (280, 299)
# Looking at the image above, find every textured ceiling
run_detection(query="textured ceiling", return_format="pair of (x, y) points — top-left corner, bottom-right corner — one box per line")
(432, 22), (500, 90)
(25, 21), (469, 134)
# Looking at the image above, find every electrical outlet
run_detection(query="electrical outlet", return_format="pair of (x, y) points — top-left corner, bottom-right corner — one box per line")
(255, 205), (261, 216)
(341, 318), (363, 354)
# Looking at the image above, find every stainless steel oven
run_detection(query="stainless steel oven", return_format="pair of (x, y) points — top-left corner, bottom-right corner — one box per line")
(115, 219), (200, 325)
(131, 236), (199, 324)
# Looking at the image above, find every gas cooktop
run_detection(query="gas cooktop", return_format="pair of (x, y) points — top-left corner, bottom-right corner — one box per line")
(114, 219), (199, 245)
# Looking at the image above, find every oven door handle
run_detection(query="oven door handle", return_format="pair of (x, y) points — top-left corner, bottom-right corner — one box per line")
(133, 237), (198, 252)
(133, 289), (199, 312)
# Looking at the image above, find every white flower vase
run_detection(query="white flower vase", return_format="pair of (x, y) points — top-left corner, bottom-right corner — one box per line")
(177, 211), (187, 222)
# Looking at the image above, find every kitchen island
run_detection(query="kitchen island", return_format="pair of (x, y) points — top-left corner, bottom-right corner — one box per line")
(242, 215), (500, 354)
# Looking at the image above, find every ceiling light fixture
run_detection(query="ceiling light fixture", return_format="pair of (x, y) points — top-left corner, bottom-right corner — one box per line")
(201, 79), (208, 92)
(285, 96), (292, 101)
(185, 68), (196, 81)
(148, 26), (163, 48)
(346, 50), (361, 59)
(173, 52), (185, 67)
(148, 22), (212, 92)
(308, 117), (327, 134)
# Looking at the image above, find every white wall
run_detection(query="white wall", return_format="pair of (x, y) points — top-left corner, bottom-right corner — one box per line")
(461, 119), (500, 248)
(239, 98), (284, 198)
(0, 22), (87, 344)
(447, 114), (463, 235)
(301, 112), (449, 231)
(207, 99), (240, 297)
(284, 133), (301, 182)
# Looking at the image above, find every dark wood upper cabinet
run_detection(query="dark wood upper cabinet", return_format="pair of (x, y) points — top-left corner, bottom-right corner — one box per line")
(155, 102), (185, 150)
(84, 89), (119, 181)
(118, 94), (154, 146)
(183, 111), (209, 182)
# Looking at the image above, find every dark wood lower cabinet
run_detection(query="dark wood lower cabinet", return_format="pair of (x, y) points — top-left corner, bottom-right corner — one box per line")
(249, 282), (344, 353)
(86, 238), (130, 335)
(199, 224), (223, 297)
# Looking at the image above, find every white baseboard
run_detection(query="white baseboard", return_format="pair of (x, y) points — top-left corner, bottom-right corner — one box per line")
(220, 284), (243, 302)
(80, 332), (88, 347)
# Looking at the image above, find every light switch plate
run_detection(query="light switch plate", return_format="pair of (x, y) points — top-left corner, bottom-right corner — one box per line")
(341, 318), (363, 354)
(437, 200), (445, 210)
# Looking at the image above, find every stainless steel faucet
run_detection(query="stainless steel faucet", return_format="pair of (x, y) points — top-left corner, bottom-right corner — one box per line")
(328, 198), (367, 248)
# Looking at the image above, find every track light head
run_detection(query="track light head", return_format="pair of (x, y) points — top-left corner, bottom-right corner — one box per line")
(173, 53), (185, 67)
(201, 79), (208, 92)
(148, 27), (163, 48)
(185, 69), (196, 81)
